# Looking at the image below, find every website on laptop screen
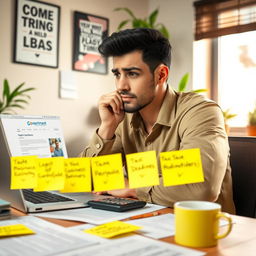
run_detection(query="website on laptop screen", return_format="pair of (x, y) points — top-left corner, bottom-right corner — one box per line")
(0, 115), (68, 158)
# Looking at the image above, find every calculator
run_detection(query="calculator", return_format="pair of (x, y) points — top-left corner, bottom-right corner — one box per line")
(87, 197), (147, 212)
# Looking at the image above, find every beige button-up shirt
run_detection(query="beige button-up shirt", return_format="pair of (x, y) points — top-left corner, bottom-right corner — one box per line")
(81, 88), (235, 214)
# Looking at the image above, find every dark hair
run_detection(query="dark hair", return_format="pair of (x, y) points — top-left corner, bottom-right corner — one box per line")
(98, 28), (171, 72)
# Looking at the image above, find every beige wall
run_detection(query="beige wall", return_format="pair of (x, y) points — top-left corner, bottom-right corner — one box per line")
(149, 0), (194, 91)
(0, 0), (194, 156)
(0, 0), (148, 156)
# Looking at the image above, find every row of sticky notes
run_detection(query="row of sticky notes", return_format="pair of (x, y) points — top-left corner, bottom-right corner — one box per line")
(10, 148), (204, 192)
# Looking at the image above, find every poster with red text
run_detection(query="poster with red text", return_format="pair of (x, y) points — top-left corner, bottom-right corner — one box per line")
(73, 11), (109, 74)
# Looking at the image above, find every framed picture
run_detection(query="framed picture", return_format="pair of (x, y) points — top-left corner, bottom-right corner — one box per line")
(13, 0), (60, 68)
(73, 11), (109, 74)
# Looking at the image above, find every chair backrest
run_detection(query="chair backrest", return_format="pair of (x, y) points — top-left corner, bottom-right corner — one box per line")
(228, 136), (256, 218)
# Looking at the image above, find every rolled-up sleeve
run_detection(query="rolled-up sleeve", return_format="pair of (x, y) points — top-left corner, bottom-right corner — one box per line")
(80, 128), (124, 157)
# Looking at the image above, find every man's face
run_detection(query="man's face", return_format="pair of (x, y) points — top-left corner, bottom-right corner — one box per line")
(112, 50), (157, 113)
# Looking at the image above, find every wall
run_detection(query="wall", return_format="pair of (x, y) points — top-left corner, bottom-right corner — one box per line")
(0, 0), (148, 156)
(149, 0), (194, 91)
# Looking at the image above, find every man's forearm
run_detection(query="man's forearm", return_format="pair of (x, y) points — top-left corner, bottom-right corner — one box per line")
(98, 124), (117, 140)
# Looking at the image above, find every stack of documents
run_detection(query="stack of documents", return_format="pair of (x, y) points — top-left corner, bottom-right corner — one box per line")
(0, 216), (206, 256)
(0, 199), (11, 220)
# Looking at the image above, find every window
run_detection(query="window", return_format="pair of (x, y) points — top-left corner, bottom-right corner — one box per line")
(218, 31), (256, 127)
(193, 0), (256, 128)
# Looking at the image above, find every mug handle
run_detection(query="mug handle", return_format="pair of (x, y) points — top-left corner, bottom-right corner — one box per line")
(215, 212), (233, 239)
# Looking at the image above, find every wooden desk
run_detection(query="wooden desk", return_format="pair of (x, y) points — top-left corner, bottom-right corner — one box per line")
(11, 207), (256, 256)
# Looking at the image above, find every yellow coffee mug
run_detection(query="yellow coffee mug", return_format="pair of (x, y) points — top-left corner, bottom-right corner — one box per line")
(174, 201), (232, 248)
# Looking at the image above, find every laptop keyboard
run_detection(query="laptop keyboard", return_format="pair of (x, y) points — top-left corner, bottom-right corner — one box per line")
(23, 189), (75, 204)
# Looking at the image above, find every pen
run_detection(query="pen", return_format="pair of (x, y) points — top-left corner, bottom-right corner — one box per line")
(128, 211), (160, 220)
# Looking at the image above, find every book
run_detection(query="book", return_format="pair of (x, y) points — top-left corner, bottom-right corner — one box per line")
(0, 199), (11, 220)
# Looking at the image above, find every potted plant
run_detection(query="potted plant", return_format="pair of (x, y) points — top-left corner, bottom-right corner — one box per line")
(247, 106), (256, 136)
(222, 109), (237, 134)
(114, 7), (170, 38)
(0, 79), (35, 114)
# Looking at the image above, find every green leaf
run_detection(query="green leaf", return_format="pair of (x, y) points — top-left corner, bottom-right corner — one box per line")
(19, 94), (31, 99)
(149, 9), (159, 27)
(192, 89), (207, 93)
(114, 7), (136, 19)
(8, 88), (35, 102)
(156, 24), (170, 39)
(13, 99), (29, 104)
(248, 105), (256, 125)
(178, 73), (189, 92)
(0, 79), (35, 113)
(3, 79), (10, 101)
(6, 104), (25, 109)
(132, 19), (143, 28)
(7, 82), (26, 102)
(222, 109), (237, 123)
(14, 87), (35, 95)
(117, 20), (130, 30)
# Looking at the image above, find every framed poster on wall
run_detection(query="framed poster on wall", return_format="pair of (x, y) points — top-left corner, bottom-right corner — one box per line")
(73, 11), (109, 74)
(13, 0), (60, 68)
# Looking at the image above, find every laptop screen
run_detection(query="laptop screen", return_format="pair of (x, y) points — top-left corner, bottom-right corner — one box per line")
(0, 115), (68, 158)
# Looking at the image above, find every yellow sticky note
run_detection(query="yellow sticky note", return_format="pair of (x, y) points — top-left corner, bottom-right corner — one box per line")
(84, 221), (141, 238)
(10, 156), (37, 189)
(91, 154), (125, 192)
(126, 151), (159, 189)
(0, 224), (35, 238)
(61, 158), (92, 193)
(160, 148), (205, 186)
(34, 157), (65, 191)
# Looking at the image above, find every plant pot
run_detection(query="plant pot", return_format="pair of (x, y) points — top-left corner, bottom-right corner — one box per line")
(247, 125), (256, 136)
(225, 124), (230, 135)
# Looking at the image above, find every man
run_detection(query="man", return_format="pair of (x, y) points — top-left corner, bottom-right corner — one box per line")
(81, 28), (235, 214)
(53, 140), (64, 157)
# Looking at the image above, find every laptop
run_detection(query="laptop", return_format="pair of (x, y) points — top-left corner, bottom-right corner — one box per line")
(0, 115), (103, 213)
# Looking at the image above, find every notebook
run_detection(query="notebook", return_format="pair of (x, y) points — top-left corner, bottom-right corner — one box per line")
(0, 115), (102, 213)
(0, 198), (11, 220)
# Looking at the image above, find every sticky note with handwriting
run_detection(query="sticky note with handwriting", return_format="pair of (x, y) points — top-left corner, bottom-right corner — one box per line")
(160, 148), (204, 186)
(11, 156), (37, 189)
(0, 224), (35, 238)
(126, 151), (159, 188)
(91, 154), (125, 192)
(84, 221), (141, 238)
(34, 157), (65, 191)
(61, 157), (92, 192)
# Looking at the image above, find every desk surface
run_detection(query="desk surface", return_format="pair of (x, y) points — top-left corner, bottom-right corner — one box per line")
(11, 207), (256, 256)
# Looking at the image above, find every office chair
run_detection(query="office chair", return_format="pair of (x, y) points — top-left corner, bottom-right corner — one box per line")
(228, 136), (256, 218)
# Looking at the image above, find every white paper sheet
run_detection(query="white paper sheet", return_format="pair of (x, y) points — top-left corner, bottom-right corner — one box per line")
(126, 213), (230, 239)
(68, 213), (174, 239)
(54, 235), (206, 256)
(68, 214), (173, 239)
(69, 213), (231, 240)
(0, 216), (97, 256)
(60, 70), (77, 99)
(31, 203), (166, 224)
(126, 213), (175, 238)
